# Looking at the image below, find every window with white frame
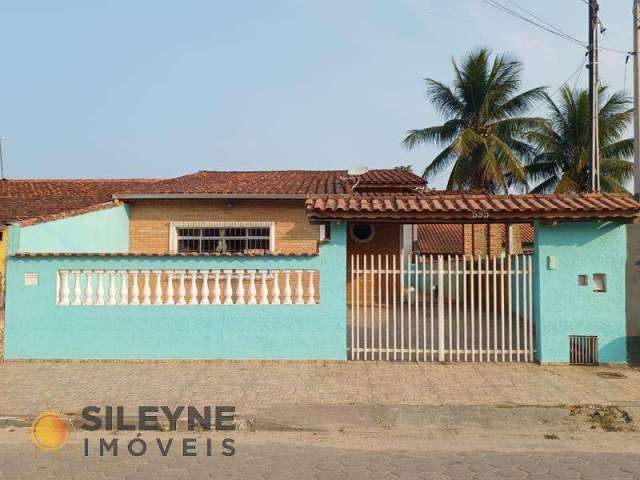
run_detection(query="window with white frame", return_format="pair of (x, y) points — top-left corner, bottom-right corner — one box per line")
(170, 222), (275, 254)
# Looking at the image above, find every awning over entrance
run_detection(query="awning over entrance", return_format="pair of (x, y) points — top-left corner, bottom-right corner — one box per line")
(305, 192), (640, 223)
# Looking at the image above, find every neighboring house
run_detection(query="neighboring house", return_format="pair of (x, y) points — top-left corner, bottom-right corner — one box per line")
(0, 178), (159, 305)
(2, 168), (639, 365)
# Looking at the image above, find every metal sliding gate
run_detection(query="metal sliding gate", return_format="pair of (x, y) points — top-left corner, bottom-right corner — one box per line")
(348, 253), (535, 362)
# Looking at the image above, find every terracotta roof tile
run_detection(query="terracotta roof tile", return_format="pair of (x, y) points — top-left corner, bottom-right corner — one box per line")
(416, 223), (535, 255)
(0, 178), (160, 225)
(0, 169), (426, 226)
(417, 224), (464, 255)
(116, 169), (426, 196)
(521, 223), (534, 244)
(306, 192), (640, 222)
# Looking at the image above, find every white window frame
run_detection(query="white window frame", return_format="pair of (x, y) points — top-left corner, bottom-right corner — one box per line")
(169, 221), (276, 254)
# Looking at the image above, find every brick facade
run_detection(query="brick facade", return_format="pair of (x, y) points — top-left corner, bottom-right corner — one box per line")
(129, 199), (319, 255)
(463, 224), (525, 257)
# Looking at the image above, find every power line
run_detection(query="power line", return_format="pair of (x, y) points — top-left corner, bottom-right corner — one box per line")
(479, 0), (586, 47)
(530, 56), (587, 115)
(504, 0), (581, 43)
(478, 0), (633, 56)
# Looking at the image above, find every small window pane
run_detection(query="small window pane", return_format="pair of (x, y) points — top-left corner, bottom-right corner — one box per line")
(225, 239), (245, 252)
(201, 228), (220, 237)
(201, 239), (221, 253)
(178, 239), (200, 253)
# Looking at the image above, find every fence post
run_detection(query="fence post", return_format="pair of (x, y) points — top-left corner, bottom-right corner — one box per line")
(437, 255), (445, 361)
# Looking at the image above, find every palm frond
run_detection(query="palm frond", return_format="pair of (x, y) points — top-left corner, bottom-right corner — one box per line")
(402, 120), (463, 149)
(601, 138), (634, 161)
(424, 79), (465, 118)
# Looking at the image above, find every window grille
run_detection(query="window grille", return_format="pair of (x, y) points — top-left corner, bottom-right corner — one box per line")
(171, 222), (274, 254)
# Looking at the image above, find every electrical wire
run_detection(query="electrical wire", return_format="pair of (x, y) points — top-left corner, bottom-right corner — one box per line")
(530, 56), (588, 115)
(479, 0), (586, 47)
(479, 0), (633, 56)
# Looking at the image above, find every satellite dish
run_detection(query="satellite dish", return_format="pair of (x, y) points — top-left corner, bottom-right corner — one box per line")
(347, 166), (369, 176)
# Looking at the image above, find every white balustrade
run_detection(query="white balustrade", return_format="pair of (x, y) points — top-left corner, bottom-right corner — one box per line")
(142, 271), (151, 305)
(119, 271), (129, 305)
(188, 271), (199, 305)
(235, 271), (245, 304)
(107, 271), (117, 305)
(72, 271), (82, 305)
(153, 271), (163, 305)
(200, 271), (210, 305)
(82, 271), (94, 305)
(56, 269), (319, 307)
(59, 270), (70, 305)
(177, 271), (186, 305)
(306, 270), (316, 305)
(223, 270), (234, 304)
(130, 271), (140, 305)
(95, 271), (105, 305)
(212, 271), (221, 305)
(283, 271), (292, 304)
(259, 270), (269, 304)
(247, 271), (257, 304)
(294, 270), (304, 304)
(271, 271), (281, 304)
(166, 271), (175, 305)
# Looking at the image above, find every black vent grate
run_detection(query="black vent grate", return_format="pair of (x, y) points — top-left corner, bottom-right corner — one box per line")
(569, 336), (598, 365)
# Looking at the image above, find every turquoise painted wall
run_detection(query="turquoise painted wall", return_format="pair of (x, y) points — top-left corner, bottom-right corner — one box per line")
(4, 222), (347, 360)
(533, 221), (627, 364)
(10, 205), (130, 254)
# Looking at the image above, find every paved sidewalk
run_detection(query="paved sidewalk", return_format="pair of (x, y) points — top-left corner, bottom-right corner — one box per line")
(1, 361), (639, 417)
(2, 436), (639, 480)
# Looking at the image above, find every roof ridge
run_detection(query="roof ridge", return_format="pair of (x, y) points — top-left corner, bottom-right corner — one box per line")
(196, 169), (349, 174)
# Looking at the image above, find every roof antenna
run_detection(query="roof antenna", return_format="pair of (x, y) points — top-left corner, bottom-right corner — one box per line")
(0, 138), (5, 180)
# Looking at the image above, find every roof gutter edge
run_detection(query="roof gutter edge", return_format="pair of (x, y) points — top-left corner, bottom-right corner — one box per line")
(113, 193), (309, 200)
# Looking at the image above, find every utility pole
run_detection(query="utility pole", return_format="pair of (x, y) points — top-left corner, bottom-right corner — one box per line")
(589, 0), (601, 192)
(634, 0), (640, 198)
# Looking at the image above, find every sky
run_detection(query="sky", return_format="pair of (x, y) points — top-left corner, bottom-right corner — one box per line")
(0, 0), (635, 188)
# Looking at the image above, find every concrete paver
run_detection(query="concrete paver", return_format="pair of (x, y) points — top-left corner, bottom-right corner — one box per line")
(0, 361), (639, 417)
(0, 435), (638, 480)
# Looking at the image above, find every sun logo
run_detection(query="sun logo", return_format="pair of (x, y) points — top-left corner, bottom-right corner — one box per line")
(31, 412), (71, 450)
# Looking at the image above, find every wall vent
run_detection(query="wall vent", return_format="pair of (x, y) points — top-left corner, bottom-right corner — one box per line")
(569, 335), (598, 365)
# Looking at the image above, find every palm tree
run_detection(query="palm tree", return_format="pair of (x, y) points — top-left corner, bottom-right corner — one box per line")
(403, 48), (546, 193)
(526, 86), (634, 194)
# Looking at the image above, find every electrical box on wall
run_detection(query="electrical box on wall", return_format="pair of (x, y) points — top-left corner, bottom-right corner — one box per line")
(547, 256), (557, 270)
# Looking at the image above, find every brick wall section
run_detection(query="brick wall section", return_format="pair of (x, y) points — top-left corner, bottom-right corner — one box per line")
(463, 224), (526, 256)
(464, 225), (489, 256)
(488, 224), (504, 257)
(129, 199), (320, 255)
(510, 225), (524, 255)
